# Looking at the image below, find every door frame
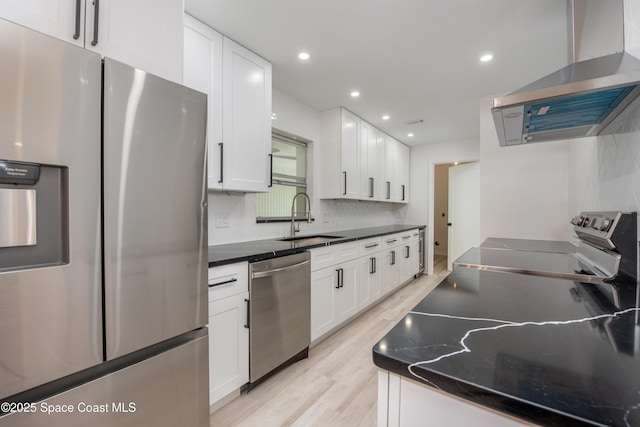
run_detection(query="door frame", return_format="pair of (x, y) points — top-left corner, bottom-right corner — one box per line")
(426, 157), (478, 275)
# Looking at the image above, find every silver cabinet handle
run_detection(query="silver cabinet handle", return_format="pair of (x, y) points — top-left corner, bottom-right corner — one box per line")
(386, 181), (391, 200)
(251, 259), (310, 279)
(342, 171), (347, 195)
(405, 245), (410, 258)
(218, 143), (224, 183)
(391, 250), (396, 265)
(365, 243), (379, 249)
(244, 298), (250, 329)
(402, 184), (405, 201)
(369, 177), (374, 198)
(335, 268), (344, 288)
(91, 0), (100, 46)
(268, 153), (273, 187)
(386, 239), (397, 244)
(73, 0), (81, 39)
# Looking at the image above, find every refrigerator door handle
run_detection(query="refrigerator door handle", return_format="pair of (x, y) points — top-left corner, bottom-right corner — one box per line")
(90, 0), (100, 46)
(73, 0), (81, 39)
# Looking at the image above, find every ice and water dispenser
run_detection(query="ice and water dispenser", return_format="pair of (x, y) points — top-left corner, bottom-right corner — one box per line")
(0, 160), (69, 271)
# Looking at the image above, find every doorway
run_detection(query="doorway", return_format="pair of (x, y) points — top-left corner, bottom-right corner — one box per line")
(433, 163), (453, 272)
(431, 161), (480, 272)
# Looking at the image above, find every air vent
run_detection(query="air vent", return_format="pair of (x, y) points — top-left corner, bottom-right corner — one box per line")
(407, 119), (424, 125)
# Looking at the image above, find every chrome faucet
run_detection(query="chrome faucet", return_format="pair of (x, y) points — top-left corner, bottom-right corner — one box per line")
(290, 192), (312, 237)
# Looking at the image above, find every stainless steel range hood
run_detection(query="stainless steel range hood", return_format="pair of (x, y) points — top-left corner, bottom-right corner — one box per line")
(492, 0), (640, 146)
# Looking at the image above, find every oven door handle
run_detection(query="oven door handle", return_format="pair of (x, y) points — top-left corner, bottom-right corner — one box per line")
(251, 259), (310, 279)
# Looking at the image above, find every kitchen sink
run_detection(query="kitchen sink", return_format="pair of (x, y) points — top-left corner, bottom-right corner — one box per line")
(278, 235), (344, 245)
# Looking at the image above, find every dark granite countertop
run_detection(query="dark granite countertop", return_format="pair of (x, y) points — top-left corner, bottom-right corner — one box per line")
(373, 267), (640, 426)
(208, 224), (425, 267)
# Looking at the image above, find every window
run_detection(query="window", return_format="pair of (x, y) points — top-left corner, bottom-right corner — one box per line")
(256, 130), (309, 221)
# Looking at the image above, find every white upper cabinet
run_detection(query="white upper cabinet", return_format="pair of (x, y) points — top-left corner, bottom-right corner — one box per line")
(341, 109), (361, 199)
(320, 107), (361, 199)
(320, 107), (409, 203)
(395, 141), (410, 203)
(360, 120), (381, 200)
(221, 38), (272, 193)
(380, 132), (395, 202)
(184, 16), (223, 189)
(0, 0), (184, 83)
(0, 0), (82, 46)
(183, 16), (272, 192)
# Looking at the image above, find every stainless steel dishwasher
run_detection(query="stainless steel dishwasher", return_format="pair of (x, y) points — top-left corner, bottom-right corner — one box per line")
(248, 251), (311, 387)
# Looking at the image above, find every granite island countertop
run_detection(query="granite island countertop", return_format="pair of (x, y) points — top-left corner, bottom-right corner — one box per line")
(208, 224), (425, 267)
(373, 267), (640, 426)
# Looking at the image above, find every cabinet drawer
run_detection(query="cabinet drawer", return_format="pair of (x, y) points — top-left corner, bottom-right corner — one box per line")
(383, 232), (403, 248)
(400, 229), (419, 243)
(359, 237), (383, 256)
(208, 262), (248, 302)
(310, 241), (359, 271)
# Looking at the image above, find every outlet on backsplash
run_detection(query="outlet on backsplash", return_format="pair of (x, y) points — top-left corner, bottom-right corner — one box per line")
(214, 211), (230, 228)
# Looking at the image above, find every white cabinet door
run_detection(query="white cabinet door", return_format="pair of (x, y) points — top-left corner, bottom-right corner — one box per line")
(382, 247), (402, 295)
(311, 267), (339, 341)
(336, 259), (358, 322)
(183, 16), (224, 189)
(0, 0), (83, 47)
(381, 133), (395, 202)
(208, 292), (249, 405)
(85, 0), (183, 83)
(0, 0), (183, 82)
(360, 120), (380, 200)
(221, 37), (272, 193)
(358, 253), (381, 310)
(340, 108), (361, 199)
(394, 142), (410, 203)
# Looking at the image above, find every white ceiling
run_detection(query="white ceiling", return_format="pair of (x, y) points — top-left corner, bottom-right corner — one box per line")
(185, 0), (571, 146)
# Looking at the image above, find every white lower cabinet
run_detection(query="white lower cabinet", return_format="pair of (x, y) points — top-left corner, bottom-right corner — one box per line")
(358, 253), (382, 310)
(378, 371), (528, 427)
(208, 262), (249, 406)
(381, 247), (402, 295)
(310, 230), (420, 343)
(310, 259), (358, 342)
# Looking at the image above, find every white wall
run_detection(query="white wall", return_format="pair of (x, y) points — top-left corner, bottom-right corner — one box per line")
(479, 96), (570, 241)
(405, 138), (479, 273)
(208, 90), (404, 245)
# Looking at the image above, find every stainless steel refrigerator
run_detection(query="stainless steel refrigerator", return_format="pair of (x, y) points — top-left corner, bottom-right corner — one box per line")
(0, 18), (209, 426)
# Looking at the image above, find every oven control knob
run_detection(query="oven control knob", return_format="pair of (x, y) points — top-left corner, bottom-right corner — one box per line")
(599, 218), (612, 232)
(570, 216), (584, 226)
(582, 217), (590, 227)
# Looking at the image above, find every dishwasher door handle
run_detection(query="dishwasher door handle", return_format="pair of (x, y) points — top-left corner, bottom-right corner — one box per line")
(251, 259), (311, 279)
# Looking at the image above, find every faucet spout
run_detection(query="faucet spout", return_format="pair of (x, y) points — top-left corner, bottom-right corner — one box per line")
(290, 192), (312, 237)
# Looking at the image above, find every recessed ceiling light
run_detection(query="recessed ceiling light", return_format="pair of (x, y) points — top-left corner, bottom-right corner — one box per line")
(382, 115), (390, 120)
(350, 91), (360, 98)
(480, 53), (493, 62)
(298, 52), (310, 60)
(407, 133), (414, 137)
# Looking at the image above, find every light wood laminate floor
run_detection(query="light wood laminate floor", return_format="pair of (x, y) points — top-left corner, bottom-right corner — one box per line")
(210, 256), (449, 427)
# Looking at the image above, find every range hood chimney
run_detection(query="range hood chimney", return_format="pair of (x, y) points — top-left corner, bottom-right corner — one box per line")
(492, 0), (640, 146)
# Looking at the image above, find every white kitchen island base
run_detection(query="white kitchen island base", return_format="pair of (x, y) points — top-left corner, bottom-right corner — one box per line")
(377, 370), (534, 426)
